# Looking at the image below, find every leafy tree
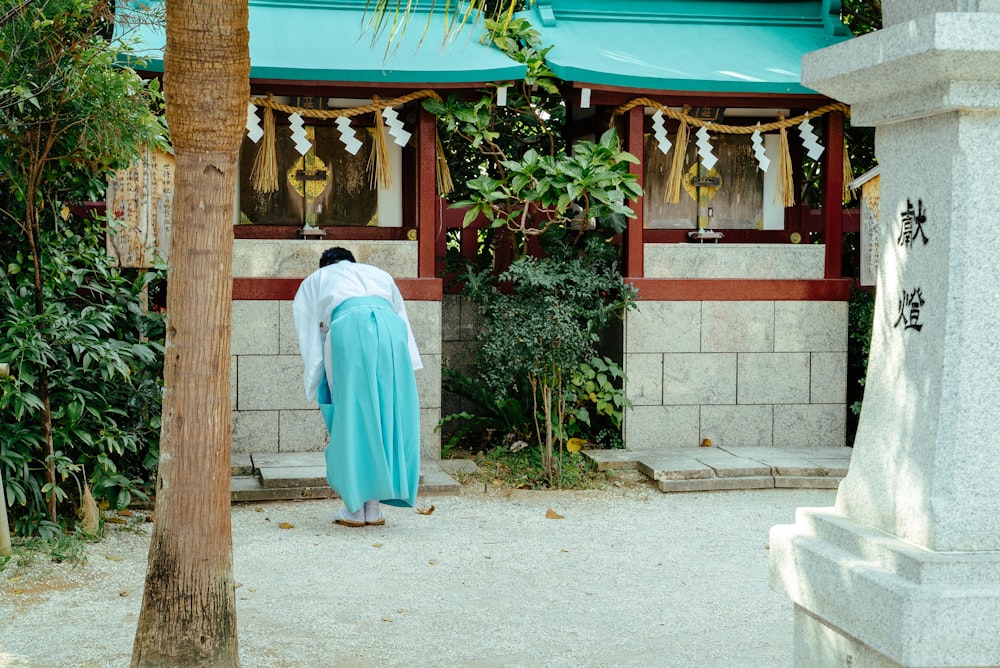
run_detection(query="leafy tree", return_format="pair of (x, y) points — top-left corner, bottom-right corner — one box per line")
(0, 0), (167, 537)
(428, 17), (640, 482)
(428, 18), (640, 253)
(842, 0), (882, 35)
(841, 0), (880, 198)
(462, 240), (636, 481)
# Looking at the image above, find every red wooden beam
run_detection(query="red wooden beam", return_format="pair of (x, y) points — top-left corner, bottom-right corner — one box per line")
(233, 225), (411, 240)
(823, 110), (845, 279)
(629, 278), (852, 301)
(643, 230), (800, 244)
(233, 277), (442, 301)
(625, 105), (645, 278)
(417, 107), (437, 278)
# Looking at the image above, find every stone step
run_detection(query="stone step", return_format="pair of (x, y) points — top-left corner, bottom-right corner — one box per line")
(230, 452), (463, 502)
(584, 445), (851, 493)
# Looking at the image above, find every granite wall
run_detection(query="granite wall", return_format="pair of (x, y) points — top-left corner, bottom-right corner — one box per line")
(626, 244), (847, 449)
(229, 239), (441, 460)
(624, 300), (847, 449)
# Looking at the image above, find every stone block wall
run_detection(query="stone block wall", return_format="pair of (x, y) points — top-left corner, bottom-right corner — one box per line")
(230, 299), (442, 459)
(232, 239), (418, 278)
(623, 300), (848, 449)
(440, 294), (481, 421)
(229, 238), (440, 460)
(644, 244), (825, 280)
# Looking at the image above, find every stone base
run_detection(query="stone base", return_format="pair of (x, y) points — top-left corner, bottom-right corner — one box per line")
(770, 508), (1000, 667)
(792, 604), (904, 668)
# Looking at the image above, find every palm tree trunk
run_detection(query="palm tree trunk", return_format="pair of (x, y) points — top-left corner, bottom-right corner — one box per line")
(131, 0), (249, 664)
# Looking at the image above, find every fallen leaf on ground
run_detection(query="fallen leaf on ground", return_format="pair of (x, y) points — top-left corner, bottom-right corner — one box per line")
(278, 522), (294, 529)
(416, 505), (435, 515)
(701, 438), (713, 447)
(546, 509), (564, 520)
(372, 543), (383, 548)
(105, 555), (124, 562)
(105, 517), (126, 525)
(566, 438), (586, 453)
(117, 509), (134, 517)
(119, 591), (129, 597)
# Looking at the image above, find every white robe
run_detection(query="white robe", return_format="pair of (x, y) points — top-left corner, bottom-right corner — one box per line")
(292, 262), (422, 402)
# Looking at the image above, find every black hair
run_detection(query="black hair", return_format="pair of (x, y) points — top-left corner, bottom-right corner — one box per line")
(319, 247), (356, 268)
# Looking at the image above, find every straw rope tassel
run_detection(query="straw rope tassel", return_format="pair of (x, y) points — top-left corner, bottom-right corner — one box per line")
(775, 117), (795, 207)
(664, 113), (690, 204)
(251, 104), (278, 194)
(435, 128), (454, 196)
(369, 97), (393, 190)
(842, 139), (854, 204)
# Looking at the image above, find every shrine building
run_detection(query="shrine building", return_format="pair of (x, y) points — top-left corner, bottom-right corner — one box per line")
(114, 0), (855, 464)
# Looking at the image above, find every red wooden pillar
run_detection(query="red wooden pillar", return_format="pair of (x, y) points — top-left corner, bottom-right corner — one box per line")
(823, 110), (845, 279)
(624, 105), (645, 278)
(418, 107), (437, 278)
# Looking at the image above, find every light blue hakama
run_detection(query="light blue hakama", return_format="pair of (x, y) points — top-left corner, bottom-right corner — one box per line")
(317, 296), (420, 513)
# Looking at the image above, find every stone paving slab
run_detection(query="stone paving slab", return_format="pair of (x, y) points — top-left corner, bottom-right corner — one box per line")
(584, 449), (641, 470)
(232, 447), (848, 499)
(774, 476), (841, 489)
(657, 476), (775, 493)
(231, 475), (336, 502)
(231, 454), (253, 477)
(638, 456), (715, 481)
(691, 448), (773, 478)
(252, 452), (324, 469)
(725, 448), (843, 478)
(584, 445), (852, 493)
(258, 466), (328, 489)
(230, 454), (462, 502)
(419, 465), (464, 495)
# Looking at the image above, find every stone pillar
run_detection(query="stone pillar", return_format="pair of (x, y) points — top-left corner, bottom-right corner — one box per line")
(769, 4), (1000, 666)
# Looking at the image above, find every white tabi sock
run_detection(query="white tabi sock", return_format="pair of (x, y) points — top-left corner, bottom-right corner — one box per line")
(363, 500), (382, 523)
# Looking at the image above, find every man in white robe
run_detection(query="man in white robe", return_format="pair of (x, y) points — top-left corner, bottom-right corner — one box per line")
(292, 247), (422, 526)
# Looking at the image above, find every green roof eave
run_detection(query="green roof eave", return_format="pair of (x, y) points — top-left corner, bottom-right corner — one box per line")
(115, 0), (525, 85)
(523, 0), (853, 95)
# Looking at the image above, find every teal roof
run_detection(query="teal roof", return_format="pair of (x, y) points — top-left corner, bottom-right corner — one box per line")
(116, 0), (525, 84)
(523, 0), (852, 94)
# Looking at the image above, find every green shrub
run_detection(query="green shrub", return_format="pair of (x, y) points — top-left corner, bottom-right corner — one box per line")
(565, 355), (632, 445)
(0, 225), (164, 537)
(848, 285), (875, 416)
(0, 0), (167, 537)
(429, 15), (638, 484)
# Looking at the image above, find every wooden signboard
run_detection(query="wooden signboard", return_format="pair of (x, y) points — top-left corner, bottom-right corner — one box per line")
(860, 174), (881, 287)
(106, 147), (174, 268)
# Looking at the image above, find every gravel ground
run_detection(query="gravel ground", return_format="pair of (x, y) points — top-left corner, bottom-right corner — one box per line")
(1, 477), (835, 667)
